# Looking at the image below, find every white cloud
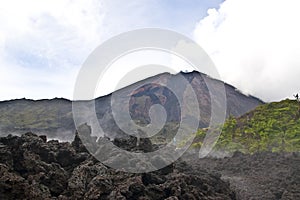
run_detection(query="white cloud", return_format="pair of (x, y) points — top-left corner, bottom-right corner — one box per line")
(0, 57), (79, 100)
(0, 0), (223, 100)
(95, 50), (194, 98)
(0, 0), (105, 67)
(194, 0), (300, 102)
(0, 0), (104, 100)
(0, 0), (164, 101)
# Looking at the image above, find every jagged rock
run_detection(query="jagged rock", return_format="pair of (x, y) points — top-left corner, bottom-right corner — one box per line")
(39, 135), (47, 143)
(68, 160), (108, 199)
(113, 134), (153, 153)
(113, 135), (138, 151)
(142, 173), (166, 185)
(128, 183), (145, 197)
(71, 131), (88, 153)
(84, 176), (113, 199)
(0, 132), (236, 199)
(0, 163), (27, 199)
(0, 143), (13, 167)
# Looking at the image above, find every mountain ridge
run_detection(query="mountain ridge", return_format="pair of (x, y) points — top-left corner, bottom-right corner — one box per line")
(0, 71), (263, 141)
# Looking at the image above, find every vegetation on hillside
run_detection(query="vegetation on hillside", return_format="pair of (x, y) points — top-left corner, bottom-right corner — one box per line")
(0, 98), (73, 131)
(192, 99), (300, 153)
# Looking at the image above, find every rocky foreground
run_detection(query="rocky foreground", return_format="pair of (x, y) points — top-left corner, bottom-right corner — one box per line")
(0, 132), (234, 200)
(0, 132), (299, 200)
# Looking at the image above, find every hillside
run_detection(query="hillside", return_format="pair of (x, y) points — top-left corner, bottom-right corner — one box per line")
(0, 71), (263, 140)
(0, 98), (74, 140)
(192, 99), (300, 153)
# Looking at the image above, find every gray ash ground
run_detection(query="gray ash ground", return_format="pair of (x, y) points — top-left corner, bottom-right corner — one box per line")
(0, 132), (299, 200)
(183, 151), (300, 200)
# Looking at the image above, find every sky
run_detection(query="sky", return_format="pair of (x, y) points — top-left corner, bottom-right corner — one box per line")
(0, 0), (299, 102)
